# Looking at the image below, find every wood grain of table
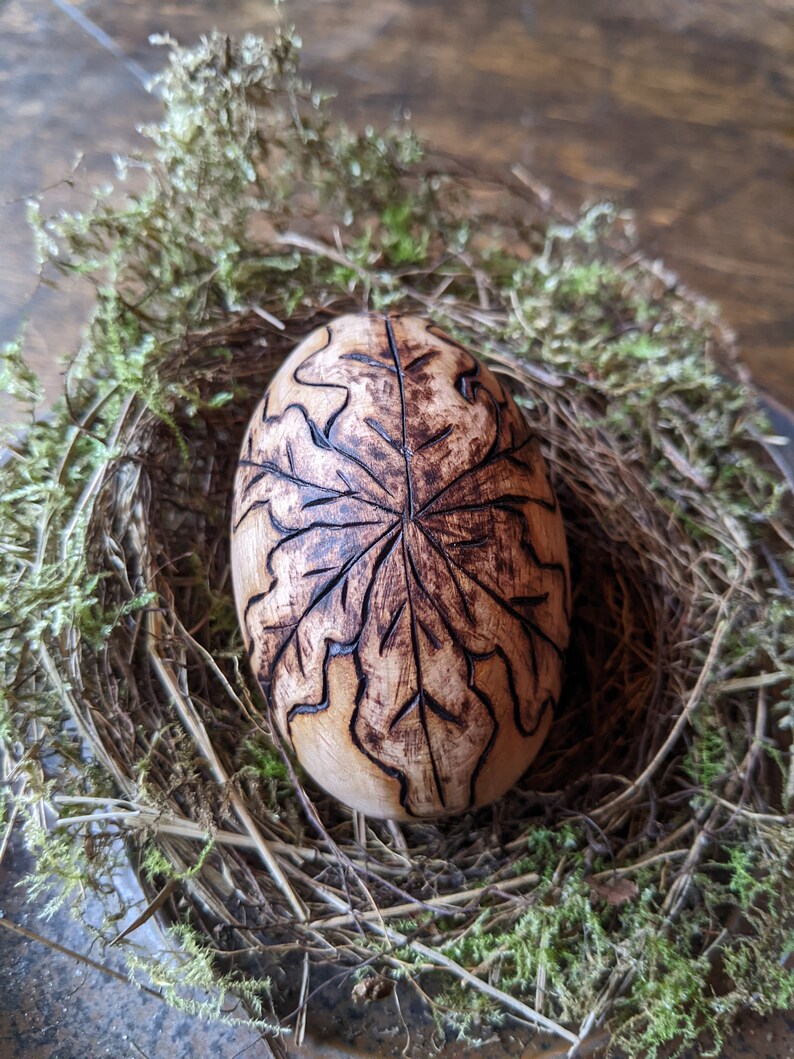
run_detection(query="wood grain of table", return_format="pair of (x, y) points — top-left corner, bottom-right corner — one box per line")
(1, 0), (792, 409)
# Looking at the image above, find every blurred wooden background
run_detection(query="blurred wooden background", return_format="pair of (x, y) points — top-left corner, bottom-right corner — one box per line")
(1, 0), (792, 409)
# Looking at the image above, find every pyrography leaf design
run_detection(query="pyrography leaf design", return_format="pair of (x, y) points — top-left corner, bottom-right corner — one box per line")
(232, 315), (569, 817)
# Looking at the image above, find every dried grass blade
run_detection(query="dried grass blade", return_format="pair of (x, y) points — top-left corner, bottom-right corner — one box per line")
(591, 618), (729, 822)
(111, 879), (180, 946)
(147, 643), (307, 922)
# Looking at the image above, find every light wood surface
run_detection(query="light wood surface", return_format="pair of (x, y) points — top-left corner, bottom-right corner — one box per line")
(232, 314), (569, 818)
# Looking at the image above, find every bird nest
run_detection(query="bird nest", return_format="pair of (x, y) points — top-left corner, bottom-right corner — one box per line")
(2, 30), (793, 1059)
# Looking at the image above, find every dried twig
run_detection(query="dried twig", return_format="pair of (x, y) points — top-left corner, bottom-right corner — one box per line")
(300, 873), (579, 1045)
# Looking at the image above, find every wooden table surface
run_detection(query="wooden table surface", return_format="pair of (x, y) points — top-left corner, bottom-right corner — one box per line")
(1, 2), (793, 1057)
(1, 0), (792, 411)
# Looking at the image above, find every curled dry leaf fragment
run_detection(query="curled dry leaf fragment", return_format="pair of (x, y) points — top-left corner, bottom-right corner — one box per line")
(351, 975), (395, 1004)
(590, 877), (640, 907)
(231, 313), (570, 818)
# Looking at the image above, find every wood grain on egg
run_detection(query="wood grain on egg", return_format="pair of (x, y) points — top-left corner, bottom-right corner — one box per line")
(231, 314), (570, 819)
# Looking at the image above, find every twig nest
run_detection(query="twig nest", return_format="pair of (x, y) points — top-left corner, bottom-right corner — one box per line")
(231, 314), (570, 818)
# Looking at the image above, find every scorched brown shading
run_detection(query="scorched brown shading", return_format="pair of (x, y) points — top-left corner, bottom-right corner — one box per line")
(231, 314), (570, 818)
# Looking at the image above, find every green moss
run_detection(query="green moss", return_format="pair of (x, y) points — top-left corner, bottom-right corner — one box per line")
(434, 984), (502, 1043)
(614, 932), (718, 1058)
(126, 921), (276, 1029)
(244, 740), (289, 782)
(683, 712), (732, 790)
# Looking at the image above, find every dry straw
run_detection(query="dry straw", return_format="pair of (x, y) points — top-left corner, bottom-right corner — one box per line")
(1, 29), (793, 1059)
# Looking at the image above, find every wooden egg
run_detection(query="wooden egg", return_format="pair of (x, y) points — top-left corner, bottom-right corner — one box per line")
(231, 314), (570, 819)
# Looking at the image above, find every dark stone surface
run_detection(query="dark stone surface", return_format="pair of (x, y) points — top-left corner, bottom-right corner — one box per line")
(0, 835), (274, 1058)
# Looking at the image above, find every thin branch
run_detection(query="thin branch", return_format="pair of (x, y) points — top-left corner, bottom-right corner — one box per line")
(146, 608), (307, 922)
(316, 869), (541, 929)
(714, 671), (789, 694)
(297, 873), (578, 1045)
(591, 619), (730, 822)
(51, 798), (320, 860)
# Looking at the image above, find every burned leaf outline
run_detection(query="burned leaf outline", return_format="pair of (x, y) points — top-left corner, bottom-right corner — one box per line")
(232, 316), (569, 813)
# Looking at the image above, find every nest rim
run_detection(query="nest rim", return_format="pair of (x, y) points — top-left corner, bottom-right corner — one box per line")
(55, 296), (776, 1051)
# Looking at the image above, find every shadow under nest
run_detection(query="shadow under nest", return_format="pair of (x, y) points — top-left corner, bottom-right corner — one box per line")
(77, 305), (710, 1023)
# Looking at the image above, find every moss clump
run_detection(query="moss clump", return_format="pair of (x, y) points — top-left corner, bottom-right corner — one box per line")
(1, 26), (792, 1058)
